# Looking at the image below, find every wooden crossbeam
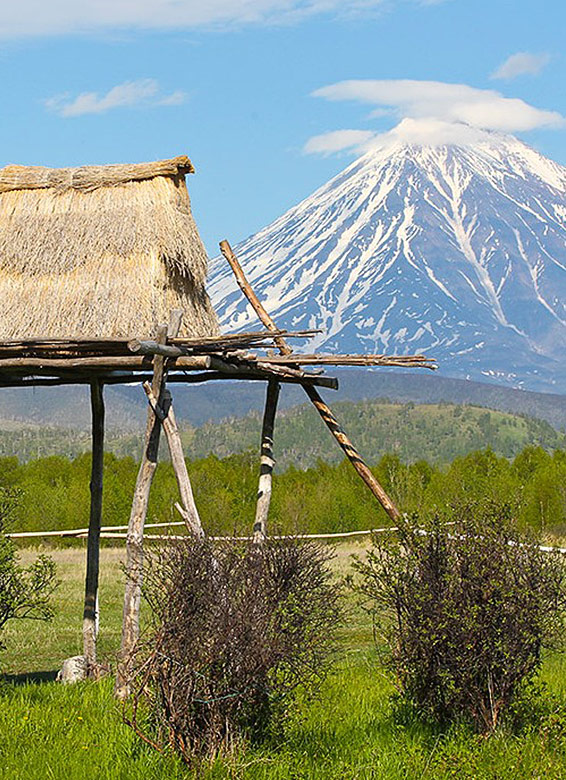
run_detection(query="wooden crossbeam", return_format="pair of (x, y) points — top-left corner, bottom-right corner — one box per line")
(0, 370), (338, 389)
(250, 354), (436, 368)
(0, 329), (319, 358)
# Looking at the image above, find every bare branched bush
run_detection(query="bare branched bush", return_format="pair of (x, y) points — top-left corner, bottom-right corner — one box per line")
(353, 501), (566, 732)
(126, 537), (341, 762)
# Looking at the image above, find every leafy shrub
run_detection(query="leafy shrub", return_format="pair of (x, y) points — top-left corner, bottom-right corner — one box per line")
(0, 488), (57, 652)
(353, 501), (566, 732)
(126, 537), (341, 762)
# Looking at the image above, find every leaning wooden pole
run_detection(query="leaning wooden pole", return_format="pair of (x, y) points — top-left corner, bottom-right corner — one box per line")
(219, 241), (291, 356)
(143, 383), (204, 538)
(301, 385), (400, 519)
(254, 379), (280, 542)
(83, 380), (105, 674)
(219, 240), (401, 522)
(115, 324), (169, 699)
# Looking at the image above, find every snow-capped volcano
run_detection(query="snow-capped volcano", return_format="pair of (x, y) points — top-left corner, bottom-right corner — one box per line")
(208, 130), (566, 392)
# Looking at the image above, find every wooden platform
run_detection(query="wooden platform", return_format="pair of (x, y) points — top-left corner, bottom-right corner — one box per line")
(0, 329), (435, 388)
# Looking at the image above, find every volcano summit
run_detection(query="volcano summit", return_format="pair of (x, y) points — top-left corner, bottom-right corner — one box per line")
(208, 130), (566, 392)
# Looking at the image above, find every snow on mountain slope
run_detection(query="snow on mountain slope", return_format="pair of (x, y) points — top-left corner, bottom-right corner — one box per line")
(208, 130), (566, 392)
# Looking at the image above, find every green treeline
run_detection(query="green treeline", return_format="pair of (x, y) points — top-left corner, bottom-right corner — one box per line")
(3, 444), (566, 538)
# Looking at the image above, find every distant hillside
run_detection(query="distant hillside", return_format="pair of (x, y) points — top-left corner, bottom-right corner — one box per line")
(184, 400), (564, 470)
(334, 371), (566, 431)
(0, 424), (147, 462)
(0, 399), (562, 467)
(0, 384), (143, 431)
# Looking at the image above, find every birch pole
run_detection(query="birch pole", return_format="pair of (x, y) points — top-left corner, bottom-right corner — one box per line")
(219, 240), (401, 522)
(253, 379), (280, 542)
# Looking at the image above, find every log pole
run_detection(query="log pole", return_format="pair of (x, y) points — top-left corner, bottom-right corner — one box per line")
(254, 379), (280, 542)
(219, 240), (401, 522)
(220, 241), (291, 356)
(115, 323), (169, 699)
(142, 383), (204, 538)
(302, 385), (400, 520)
(82, 380), (105, 673)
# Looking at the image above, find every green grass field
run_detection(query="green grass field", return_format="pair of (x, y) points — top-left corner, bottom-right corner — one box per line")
(1, 545), (566, 779)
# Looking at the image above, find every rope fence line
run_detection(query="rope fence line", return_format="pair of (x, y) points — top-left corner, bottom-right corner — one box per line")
(8, 520), (188, 538)
(7, 522), (566, 553)
(95, 528), (398, 541)
(8, 524), (396, 541)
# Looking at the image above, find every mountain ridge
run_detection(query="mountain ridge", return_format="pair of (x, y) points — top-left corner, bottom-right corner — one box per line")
(208, 130), (566, 393)
(1, 370), (566, 435)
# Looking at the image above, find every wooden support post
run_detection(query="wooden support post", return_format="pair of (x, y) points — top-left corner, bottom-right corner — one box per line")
(219, 240), (401, 522)
(83, 380), (105, 673)
(142, 383), (204, 538)
(254, 379), (280, 543)
(115, 323), (169, 699)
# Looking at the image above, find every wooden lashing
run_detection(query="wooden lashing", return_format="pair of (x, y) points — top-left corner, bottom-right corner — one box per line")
(219, 240), (402, 523)
(82, 379), (104, 673)
(254, 379), (280, 543)
(115, 322), (171, 699)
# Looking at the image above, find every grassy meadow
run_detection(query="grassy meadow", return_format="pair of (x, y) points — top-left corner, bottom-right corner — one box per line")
(1, 545), (566, 779)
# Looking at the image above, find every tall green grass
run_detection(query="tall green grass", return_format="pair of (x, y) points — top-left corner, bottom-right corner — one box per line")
(2, 654), (566, 779)
(1, 547), (565, 779)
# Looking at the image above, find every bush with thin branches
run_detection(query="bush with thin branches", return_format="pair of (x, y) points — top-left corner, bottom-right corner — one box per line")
(353, 501), (566, 732)
(126, 537), (341, 762)
(0, 488), (57, 653)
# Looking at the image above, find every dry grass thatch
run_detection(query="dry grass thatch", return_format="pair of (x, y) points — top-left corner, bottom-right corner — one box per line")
(0, 155), (219, 340)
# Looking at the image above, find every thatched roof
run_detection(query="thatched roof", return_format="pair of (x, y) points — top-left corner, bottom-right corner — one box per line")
(0, 155), (219, 340)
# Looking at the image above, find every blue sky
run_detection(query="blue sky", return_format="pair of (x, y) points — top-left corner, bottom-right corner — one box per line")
(1, 0), (565, 252)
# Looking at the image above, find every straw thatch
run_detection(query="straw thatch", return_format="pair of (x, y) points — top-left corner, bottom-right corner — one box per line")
(0, 155), (219, 340)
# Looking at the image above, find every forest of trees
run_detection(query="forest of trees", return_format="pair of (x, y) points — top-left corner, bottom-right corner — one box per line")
(3, 444), (566, 539)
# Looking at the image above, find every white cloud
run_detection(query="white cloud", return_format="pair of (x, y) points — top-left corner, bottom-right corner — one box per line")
(303, 129), (377, 156)
(303, 119), (490, 155)
(312, 79), (565, 133)
(158, 90), (187, 107)
(491, 52), (551, 81)
(304, 79), (566, 155)
(45, 79), (187, 117)
(384, 118), (489, 146)
(0, 0), (391, 38)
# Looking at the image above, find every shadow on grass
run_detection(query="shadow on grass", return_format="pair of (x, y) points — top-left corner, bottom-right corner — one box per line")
(1, 669), (58, 686)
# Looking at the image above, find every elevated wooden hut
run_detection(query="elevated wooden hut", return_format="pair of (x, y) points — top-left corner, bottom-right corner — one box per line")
(0, 153), (435, 692)
(0, 156), (218, 339)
